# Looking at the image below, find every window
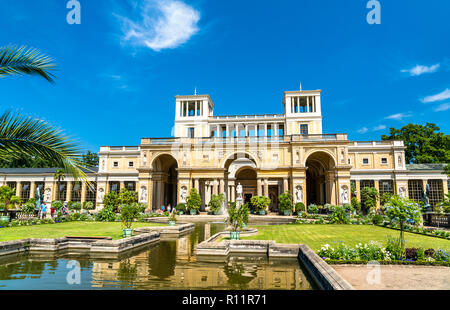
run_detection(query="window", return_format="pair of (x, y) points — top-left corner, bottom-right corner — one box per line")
(113, 161), (119, 168)
(21, 182), (31, 201)
(348, 158), (351, 165)
(379, 180), (394, 205)
(35, 182), (44, 194)
(300, 124), (309, 136)
(86, 182), (97, 206)
(125, 182), (136, 192)
(71, 182), (82, 202)
(362, 158), (369, 165)
(128, 161), (134, 167)
(278, 125), (284, 136)
(6, 182), (16, 190)
(381, 158), (388, 164)
(360, 180), (375, 189)
(350, 180), (356, 197)
(57, 182), (67, 201)
(109, 182), (120, 194)
(428, 180), (443, 208)
(188, 127), (195, 138)
(408, 180), (423, 202)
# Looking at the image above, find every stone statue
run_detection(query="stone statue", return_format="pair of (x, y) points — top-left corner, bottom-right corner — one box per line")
(143, 153), (147, 166)
(399, 187), (406, 198)
(140, 186), (147, 202)
(98, 188), (104, 201)
(421, 183), (431, 212)
(45, 188), (51, 202)
(295, 186), (303, 203)
(341, 186), (349, 204)
(180, 186), (187, 203)
(236, 183), (243, 200)
(35, 186), (44, 210)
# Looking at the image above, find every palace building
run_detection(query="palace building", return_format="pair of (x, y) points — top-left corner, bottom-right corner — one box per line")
(1, 89), (448, 211)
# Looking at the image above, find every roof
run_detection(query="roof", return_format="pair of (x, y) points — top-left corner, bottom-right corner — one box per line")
(406, 163), (447, 171)
(0, 167), (98, 174)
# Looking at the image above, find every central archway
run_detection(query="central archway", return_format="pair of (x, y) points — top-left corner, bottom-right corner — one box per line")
(236, 168), (257, 205)
(152, 154), (178, 210)
(305, 151), (336, 206)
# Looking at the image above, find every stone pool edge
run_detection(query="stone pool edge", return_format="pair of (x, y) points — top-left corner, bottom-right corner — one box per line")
(0, 223), (195, 256)
(196, 229), (354, 290)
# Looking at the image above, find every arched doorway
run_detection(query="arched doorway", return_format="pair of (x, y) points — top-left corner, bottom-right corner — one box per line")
(236, 168), (257, 205)
(152, 154), (178, 210)
(224, 153), (258, 204)
(305, 151), (336, 206)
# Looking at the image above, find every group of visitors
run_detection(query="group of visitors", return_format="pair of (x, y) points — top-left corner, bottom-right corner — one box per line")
(38, 202), (69, 219)
(161, 203), (172, 213)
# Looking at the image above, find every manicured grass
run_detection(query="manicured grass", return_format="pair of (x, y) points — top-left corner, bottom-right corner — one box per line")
(0, 222), (166, 242)
(242, 224), (450, 251)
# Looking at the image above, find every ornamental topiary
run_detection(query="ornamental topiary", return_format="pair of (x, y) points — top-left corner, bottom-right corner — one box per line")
(295, 202), (305, 213)
(250, 196), (271, 212)
(186, 188), (202, 211)
(278, 191), (293, 213)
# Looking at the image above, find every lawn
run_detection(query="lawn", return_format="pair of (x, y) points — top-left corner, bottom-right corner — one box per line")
(0, 222), (166, 242)
(242, 224), (450, 251)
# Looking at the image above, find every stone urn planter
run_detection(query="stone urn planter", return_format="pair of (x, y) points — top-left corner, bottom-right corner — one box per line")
(189, 209), (197, 215)
(283, 210), (291, 216)
(213, 210), (221, 215)
(229, 231), (240, 240)
(122, 228), (133, 238)
(258, 210), (266, 215)
(169, 220), (176, 226)
(0, 215), (10, 223)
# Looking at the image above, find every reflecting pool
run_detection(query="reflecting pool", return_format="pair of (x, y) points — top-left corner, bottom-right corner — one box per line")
(0, 223), (316, 290)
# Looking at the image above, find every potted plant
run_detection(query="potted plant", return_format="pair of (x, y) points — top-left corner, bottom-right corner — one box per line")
(120, 203), (139, 237)
(186, 188), (201, 215)
(250, 196), (270, 215)
(278, 191), (293, 216)
(226, 202), (249, 240)
(168, 210), (177, 226)
(295, 202), (305, 215)
(71, 202), (82, 213)
(208, 193), (224, 215)
(176, 203), (186, 215)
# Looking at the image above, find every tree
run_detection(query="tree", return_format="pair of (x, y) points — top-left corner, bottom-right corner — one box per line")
(81, 151), (99, 168)
(103, 191), (120, 212)
(278, 191), (294, 214)
(186, 188), (201, 212)
(381, 123), (450, 164)
(118, 188), (138, 205)
(208, 193), (224, 213)
(226, 201), (250, 233)
(384, 195), (422, 248)
(443, 164), (450, 177)
(360, 187), (379, 213)
(0, 45), (56, 82)
(0, 185), (21, 210)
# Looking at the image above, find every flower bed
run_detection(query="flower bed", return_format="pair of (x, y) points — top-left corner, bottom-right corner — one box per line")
(379, 222), (450, 240)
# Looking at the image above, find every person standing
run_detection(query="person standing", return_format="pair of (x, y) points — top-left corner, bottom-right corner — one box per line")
(40, 203), (47, 219)
(167, 203), (171, 213)
(50, 205), (55, 219)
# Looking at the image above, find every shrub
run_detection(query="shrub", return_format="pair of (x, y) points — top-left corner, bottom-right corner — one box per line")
(343, 204), (354, 214)
(21, 202), (35, 213)
(186, 188), (202, 211)
(278, 191), (293, 213)
(307, 204), (318, 214)
(95, 205), (116, 222)
(361, 187), (379, 213)
(51, 200), (64, 211)
(329, 205), (350, 224)
(103, 191), (120, 212)
(433, 249), (449, 262)
(385, 236), (404, 260)
(176, 203), (186, 212)
(82, 201), (94, 210)
(351, 197), (361, 213)
(295, 202), (306, 213)
(251, 196), (271, 212)
(371, 214), (384, 225)
(227, 201), (249, 232)
(380, 192), (393, 206)
(323, 204), (333, 214)
(70, 202), (82, 212)
(208, 193), (224, 213)
(356, 241), (390, 261)
(405, 248), (417, 260)
(416, 248), (426, 261)
(120, 203), (140, 229)
(425, 248), (435, 257)
(118, 188), (138, 205)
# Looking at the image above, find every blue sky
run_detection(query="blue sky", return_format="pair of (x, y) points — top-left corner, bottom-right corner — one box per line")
(1, 0), (449, 152)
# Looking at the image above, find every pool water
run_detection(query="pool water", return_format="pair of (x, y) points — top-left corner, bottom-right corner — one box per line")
(0, 223), (316, 290)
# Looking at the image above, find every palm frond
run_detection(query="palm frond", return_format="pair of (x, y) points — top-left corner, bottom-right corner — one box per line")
(0, 45), (56, 83)
(0, 110), (92, 183)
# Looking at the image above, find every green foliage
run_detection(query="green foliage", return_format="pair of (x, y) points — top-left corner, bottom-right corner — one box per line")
(227, 201), (250, 232)
(120, 203), (140, 229)
(70, 202), (82, 212)
(250, 195), (271, 212)
(437, 193), (450, 213)
(329, 205), (350, 224)
(95, 205), (117, 222)
(385, 236), (404, 260)
(361, 187), (379, 212)
(186, 188), (202, 211)
(307, 204), (318, 214)
(343, 204), (354, 214)
(81, 151), (99, 168)
(82, 201), (94, 210)
(278, 191), (293, 212)
(118, 188), (138, 205)
(416, 248), (426, 261)
(351, 196), (361, 213)
(443, 164), (450, 176)
(103, 191), (120, 211)
(208, 193), (224, 213)
(51, 200), (63, 211)
(0, 186), (16, 210)
(21, 202), (35, 213)
(176, 203), (186, 212)
(380, 192), (393, 206)
(295, 202), (305, 213)
(381, 123), (450, 164)
(371, 214), (384, 225)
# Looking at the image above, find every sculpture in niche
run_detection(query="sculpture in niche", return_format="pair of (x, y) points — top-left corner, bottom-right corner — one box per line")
(399, 187), (406, 198)
(236, 183), (243, 200)
(140, 186), (147, 202)
(180, 186), (187, 203)
(98, 188), (104, 201)
(295, 185), (303, 203)
(45, 188), (51, 202)
(340, 185), (349, 204)
(143, 153), (147, 166)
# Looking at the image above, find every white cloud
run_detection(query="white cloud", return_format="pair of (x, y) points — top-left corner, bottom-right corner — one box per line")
(373, 125), (386, 131)
(385, 113), (413, 121)
(357, 127), (369, 134)
(421, 88), (450, 103)
(434, 102), (450, 112)
(118, 0), (200, 51)
(401, 63), (440, 76)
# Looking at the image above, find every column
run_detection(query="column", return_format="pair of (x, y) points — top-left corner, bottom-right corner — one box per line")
(219, 179), (225, 194)
(274, 123), (279, 136)
(374, 180), (380, 209)
(120, 181), (125, 191)
(283, 178), (288, 193)
(264, 179), (269, 197)
(230, 184), (235, 202)
(356, 180), (361, 203)
(264, 123), (268, 137)
(194, 178), (200, 191)
(443, 179), (448, 195)
(81, 182), (87, 203)
(16, 182), (22, 198)
(213, 179), (218, 195)
(257, 178), (262, 196)
(30, 182), (36, 201)
(66, 181), (73, 202)
(226, 124), (230, 137)
(245, 124), (248, 137)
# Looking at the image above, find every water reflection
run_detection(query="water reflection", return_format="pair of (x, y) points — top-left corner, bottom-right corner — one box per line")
(0, 223), (315, 290)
